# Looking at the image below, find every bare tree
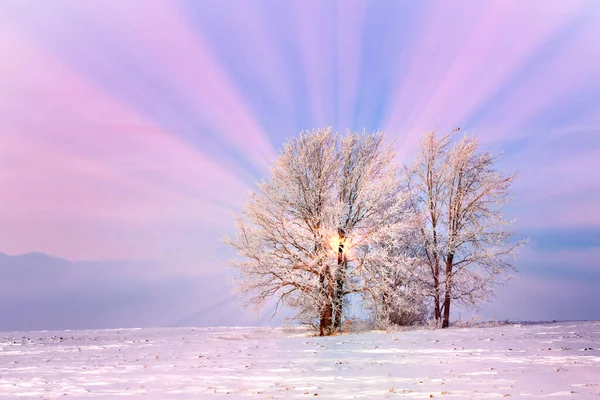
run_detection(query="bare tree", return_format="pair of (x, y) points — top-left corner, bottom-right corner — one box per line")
(406, 131), (526, 328)
(225, 128), (417, 335)
(356, 199), (426, 328)
(225, 128), (338, 335)
(331, 132), (408, 329)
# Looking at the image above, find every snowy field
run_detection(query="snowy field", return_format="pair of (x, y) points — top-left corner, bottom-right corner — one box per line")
(1, 322), (600, 399)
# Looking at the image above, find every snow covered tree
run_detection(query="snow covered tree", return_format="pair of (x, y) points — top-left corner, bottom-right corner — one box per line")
(332, 132), (420, 330)
(225, 128), (419, 335)
(225, 129), (338, 335)
(406, 131), (525, 328)
(356, 199), (426, 328)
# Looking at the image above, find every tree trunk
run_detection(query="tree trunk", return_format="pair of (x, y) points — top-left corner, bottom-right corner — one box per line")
(319, 302), (333, 336)
(442, 258), (453, 328)
(434, 294), (441, 322)
(441, 293), (451, 328)
(333, 231), (346, 331)
(319, 266), (335, 336)
(333, 279), (343, 329)
(433, 266), (441, 324)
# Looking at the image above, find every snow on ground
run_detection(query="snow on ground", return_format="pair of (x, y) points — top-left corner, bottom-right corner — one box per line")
(1, 322), (599, 399)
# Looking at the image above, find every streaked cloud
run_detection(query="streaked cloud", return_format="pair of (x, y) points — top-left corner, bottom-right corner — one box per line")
(0, 0), (598, 327)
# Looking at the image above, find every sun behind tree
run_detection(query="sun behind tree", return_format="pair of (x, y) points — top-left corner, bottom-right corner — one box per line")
(224, 128), (419, 335)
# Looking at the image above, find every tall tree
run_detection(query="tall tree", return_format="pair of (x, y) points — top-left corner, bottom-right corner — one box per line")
(355, 195), (424, 328)
(332, 132), (405, 329)
(225, 128), (415, 335)
(407, 131), (525, 328)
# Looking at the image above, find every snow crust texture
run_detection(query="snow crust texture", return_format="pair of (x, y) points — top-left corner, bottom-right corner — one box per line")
(1, 322), (600, 399)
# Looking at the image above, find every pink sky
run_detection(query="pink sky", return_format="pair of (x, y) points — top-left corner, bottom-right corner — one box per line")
(0, 1), (598, 326)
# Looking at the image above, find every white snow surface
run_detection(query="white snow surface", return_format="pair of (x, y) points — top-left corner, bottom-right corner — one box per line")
(1, 321), (600, 399)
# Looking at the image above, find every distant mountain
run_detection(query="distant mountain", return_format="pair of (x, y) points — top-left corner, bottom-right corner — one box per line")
(0, 252), (263, 332)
